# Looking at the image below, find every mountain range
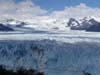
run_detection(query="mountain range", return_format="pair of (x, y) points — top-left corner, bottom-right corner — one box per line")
(68, 17), (100, 31)
(0, 16), (100, 32)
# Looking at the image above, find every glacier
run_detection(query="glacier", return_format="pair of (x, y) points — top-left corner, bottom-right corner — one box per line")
(0, 31), (100, 75)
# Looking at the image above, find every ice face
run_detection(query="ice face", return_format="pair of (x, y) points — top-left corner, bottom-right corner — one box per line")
(0, 39), (99, 75)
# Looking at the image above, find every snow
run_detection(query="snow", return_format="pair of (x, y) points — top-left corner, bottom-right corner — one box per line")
(0, 31), (100, 43)
(0, 16), (100, 32)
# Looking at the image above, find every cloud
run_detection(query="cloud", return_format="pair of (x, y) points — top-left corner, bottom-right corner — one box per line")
(16, 0), (47, 15)
(50, 3), (100, 20)
(1, 1), (100, 23)
(0, 0), (47, 21)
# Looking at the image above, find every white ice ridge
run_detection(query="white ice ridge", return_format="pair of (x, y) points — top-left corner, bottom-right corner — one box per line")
(0, 31), (100, 43)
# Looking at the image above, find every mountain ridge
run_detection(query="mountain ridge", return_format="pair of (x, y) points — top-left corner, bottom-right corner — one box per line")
(0, 16), (100, 32)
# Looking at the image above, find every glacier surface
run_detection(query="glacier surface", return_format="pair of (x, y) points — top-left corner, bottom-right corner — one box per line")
(0, 31), (100, 75)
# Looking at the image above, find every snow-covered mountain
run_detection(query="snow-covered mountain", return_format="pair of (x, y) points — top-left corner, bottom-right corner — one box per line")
(67, 16), (100, 31)
(0, 19), (38, 32)
(2, 19), (30, 27)
(0, 16), (100, 32)
(0, 23), (14, 31)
